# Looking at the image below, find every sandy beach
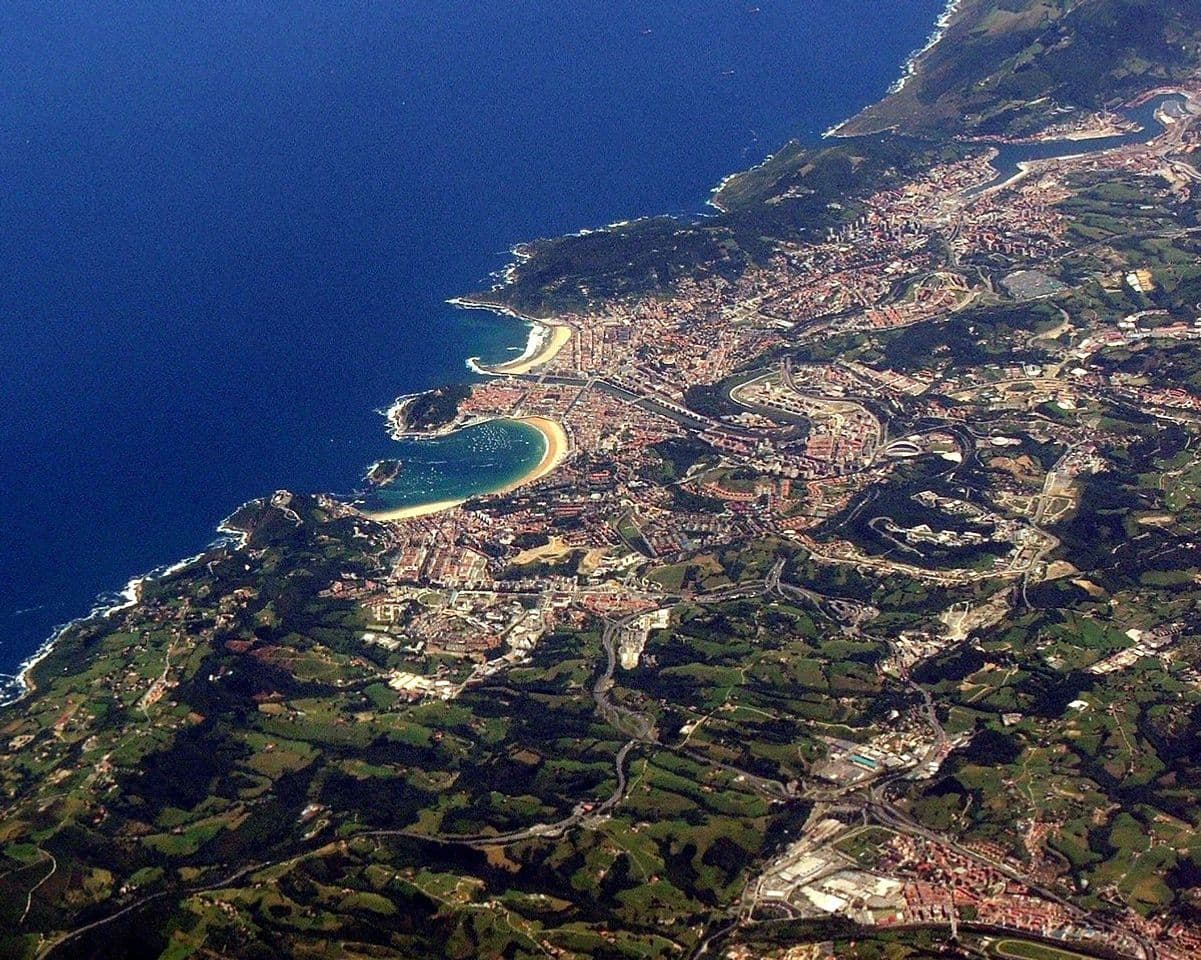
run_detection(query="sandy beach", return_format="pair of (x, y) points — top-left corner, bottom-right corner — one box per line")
(486, 322), (572, 375)
(449, 294), (572, 376)
(368, 497), (467, 522)
(366, 415), (569, 523)
(503, 416), (569, 487)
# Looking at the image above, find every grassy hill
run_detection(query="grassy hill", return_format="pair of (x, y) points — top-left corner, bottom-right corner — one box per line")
(840, 0), (1201, 138)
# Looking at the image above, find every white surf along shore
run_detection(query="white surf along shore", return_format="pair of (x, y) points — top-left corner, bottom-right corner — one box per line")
(707, 0), (964, 208)
(1, 512), (252, 707)
(1, 0), (961, 708)
(822, 0), (965, 138)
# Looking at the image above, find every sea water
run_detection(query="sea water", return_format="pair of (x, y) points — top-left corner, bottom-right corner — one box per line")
(0, 0), (944, 678)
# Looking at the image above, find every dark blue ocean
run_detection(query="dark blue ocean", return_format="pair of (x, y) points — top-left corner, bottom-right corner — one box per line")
(0, 0), (943, 678)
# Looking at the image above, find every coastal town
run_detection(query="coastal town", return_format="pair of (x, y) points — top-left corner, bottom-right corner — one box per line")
(7, 3), (1201, 958)
(267, 76), (1201, 959)
(357, 82), (1198, 610)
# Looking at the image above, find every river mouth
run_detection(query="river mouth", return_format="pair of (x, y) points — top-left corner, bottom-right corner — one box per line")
(967, 94), (1188, 196)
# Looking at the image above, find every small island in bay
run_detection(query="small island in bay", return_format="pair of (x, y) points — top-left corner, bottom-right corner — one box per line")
(363, 458), (404, 488)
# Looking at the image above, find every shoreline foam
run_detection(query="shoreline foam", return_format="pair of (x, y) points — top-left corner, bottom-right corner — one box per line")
(485, 323), (572, 375)
(707, 151), (780, 213)
(823, 0), (963, 139)
(0, 504), (257, 707)
(887, 0), (963, 97)
(2, 575), (154, 705)
(1, 0), (952, 710)
(451, 296), (573, 376)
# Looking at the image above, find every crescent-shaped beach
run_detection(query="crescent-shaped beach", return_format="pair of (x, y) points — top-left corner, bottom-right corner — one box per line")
(366, 414), (569, 521)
